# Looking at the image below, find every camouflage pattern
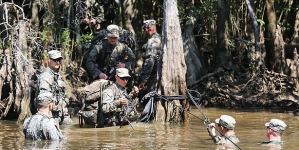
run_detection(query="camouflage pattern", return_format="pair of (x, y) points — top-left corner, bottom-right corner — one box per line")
(211, 134), (240, 146)
(82, 0), (105, 24)
(23, 111), (65, 140)
(261, 140), (283, 146)
(142, 20), (156, 29)
(85, 40), (135, 80)
(138, 32), (161, 91)
(38, 67), (73, 125)
(101, 83), (139, 127)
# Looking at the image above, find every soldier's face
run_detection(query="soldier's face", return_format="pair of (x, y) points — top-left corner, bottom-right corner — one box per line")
(144, 26), (156, 37)
(107, 36), (118, 45)
(48, 58), (62, 71)
(115, 75), (129, 87)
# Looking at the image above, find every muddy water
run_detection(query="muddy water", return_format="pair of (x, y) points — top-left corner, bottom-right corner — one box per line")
(0, 107), (298, 150)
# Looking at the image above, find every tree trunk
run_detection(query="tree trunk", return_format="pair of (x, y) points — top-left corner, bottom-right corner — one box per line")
(265, 0), (288, 74)
(182, 17), (202, 85)
(291, 6), (299, 43)
(156, 0), (188, 123)
(122, 0), (139, 52)
(216, 0), (231, 68)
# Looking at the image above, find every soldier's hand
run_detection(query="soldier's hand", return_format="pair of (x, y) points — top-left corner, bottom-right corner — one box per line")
(90, 19), (97, 25)
(96, 23), (101, 30)
(119, 98), (128, 106)
(81, 18), (90, 24)
(99, 73), (108, 79)
(116, 62), (126, 68)
(208, 123), (216, 136)
(138, 82), (146, 90)
(131, 86), (139, 95)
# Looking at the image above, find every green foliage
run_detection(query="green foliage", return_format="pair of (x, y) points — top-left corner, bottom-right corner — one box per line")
(61, 29), (71, 49)
(39, 29), (50, 42)
(75, 34), (93, 47)
(229, 40), (236, 50)
(257, 19), (265, 26)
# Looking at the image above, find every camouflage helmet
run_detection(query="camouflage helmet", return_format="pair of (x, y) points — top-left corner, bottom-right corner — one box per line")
(142, 20), (156, 29)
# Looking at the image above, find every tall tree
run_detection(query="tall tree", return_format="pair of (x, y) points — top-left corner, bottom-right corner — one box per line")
(216, 0), (232, 68)
(156, 0), (188, 123)
(264, 0), (288, 74)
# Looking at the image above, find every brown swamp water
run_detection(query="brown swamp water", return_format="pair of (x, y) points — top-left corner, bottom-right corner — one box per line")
(0, 107), (298, 150)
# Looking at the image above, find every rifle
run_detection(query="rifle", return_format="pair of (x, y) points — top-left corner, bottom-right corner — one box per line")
(119, 92), (138, 130)
(52, 74), (65, 124)
(107, 67), (116, 81)
(144, 90), (242, 150)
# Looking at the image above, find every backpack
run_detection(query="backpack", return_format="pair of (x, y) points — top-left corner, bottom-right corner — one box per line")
(77, 79), (113, 127)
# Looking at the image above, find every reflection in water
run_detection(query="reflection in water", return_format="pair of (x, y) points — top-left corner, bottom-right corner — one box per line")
(23, 140), (66, 150)
(0, 108), (299, 149)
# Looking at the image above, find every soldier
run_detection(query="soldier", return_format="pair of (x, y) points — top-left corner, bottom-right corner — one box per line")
(262, 119), (287, 148)
(138, 19), (161, 94)
(207, 115), (240, 146)
(23, 92), (65, 140)
(80, 0), (119, 35)
(85, 24), (135, 81)
(101, 68), (139, 127)
(37, 50), (73, 125)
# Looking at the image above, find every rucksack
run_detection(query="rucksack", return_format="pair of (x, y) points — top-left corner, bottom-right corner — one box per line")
(77, 79), (113, 127)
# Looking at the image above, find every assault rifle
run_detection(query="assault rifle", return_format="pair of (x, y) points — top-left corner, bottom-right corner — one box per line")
(119, 92), (139, 130)
(52, 74), (66, 124)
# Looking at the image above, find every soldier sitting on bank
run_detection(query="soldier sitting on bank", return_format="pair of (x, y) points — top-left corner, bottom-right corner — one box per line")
(23, 92), (65, 140)
(262, 119), (287, 149)
(37, 50), (73, 125)
(101, 68), (139, 127)
(207, 115), (240, 146)
(85, 24), (135, 82)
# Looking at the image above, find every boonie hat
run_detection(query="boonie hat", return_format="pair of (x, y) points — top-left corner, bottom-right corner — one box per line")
(35, 92), (55, 106)
(215, 115), (236, 130)
(116, 68), (131, 78)
(265, 119), (287, 133)
(48, 50), (63, 59)
(107, 25), (120, 37)
(142, 19), (156, 29)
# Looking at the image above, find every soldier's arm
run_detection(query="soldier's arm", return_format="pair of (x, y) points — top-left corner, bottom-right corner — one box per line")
(85, 45), (102, 79)
(139, 49), (157, 83)
(38, 74), (53, 93)
(139, 38), (161, 83)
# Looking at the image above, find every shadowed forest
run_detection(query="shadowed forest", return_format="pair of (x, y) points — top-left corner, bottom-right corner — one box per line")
(0, 0), (299, 123)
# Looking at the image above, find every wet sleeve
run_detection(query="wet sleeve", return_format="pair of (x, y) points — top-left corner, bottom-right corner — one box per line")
(211, 134), (223, 144)
(85, 45), (102, 79)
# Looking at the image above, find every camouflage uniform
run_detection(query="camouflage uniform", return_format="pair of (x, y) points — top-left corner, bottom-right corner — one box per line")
(101, 83), (139, 127)
(85, 38), (136, 80)
(138, 31), (161, 92)
(23, 92), (65, 140)
(211, 134), (240, 146)
(261, 119), (287, 148)
(38, 67), (73, 125)
(23, 111), (65, 140)
(80, 0), (119, 34)
(208, 115), (240, 147)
